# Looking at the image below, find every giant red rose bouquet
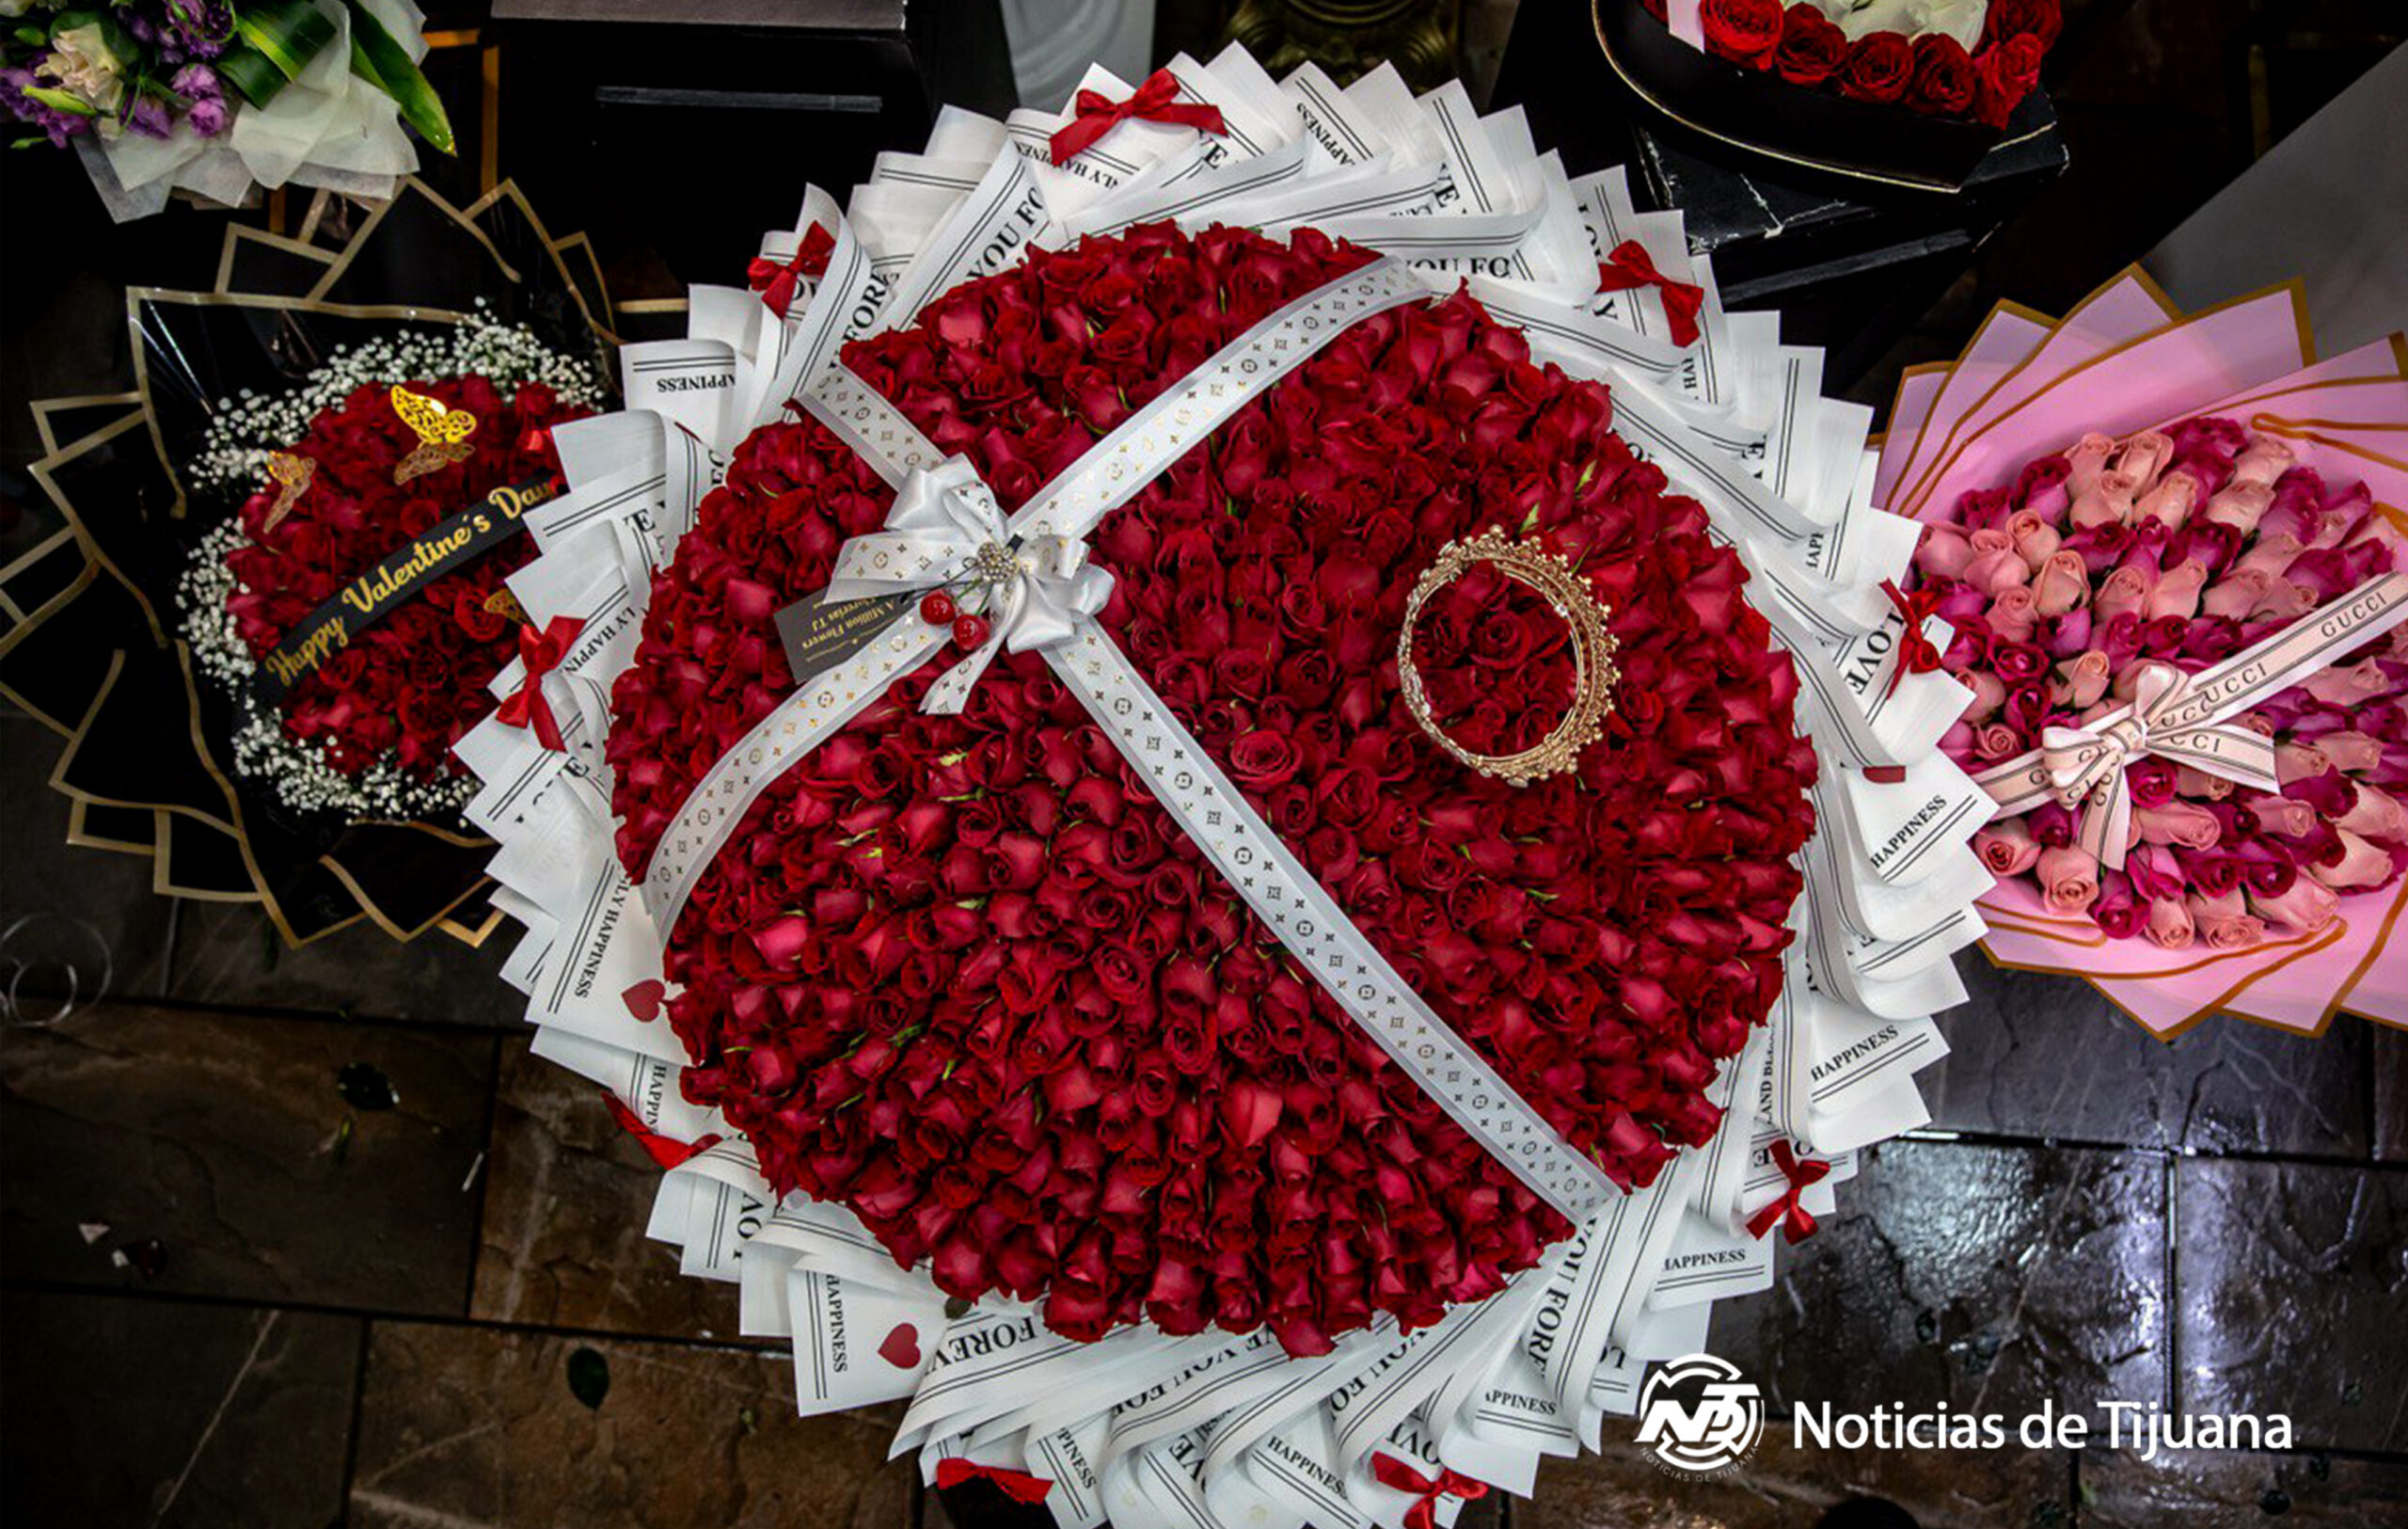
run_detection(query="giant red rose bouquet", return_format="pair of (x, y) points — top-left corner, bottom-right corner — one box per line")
(608, 222), (1817, 1353)
(467, 50), (1977, 1525)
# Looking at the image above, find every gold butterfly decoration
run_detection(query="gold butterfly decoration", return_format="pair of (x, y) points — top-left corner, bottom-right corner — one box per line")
(260, 451), (315, 533)
(482, 586), (529, 625)
(389, 384), (480, 485)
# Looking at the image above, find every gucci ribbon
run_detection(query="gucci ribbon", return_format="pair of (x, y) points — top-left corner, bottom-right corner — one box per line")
(1879, 579), (1947, 697)
(932, 1458), (1054, 1505)
(495, 615), (583, 752)
(1974, 570), (2408, 859)
(1746, 1139), (1829, 1244)
(601, 1092), (722, 1171)
(1370, 1453), (1489, 1529)
(822, 459), (1115, 715)
(2039, 660), (2277, 871)
(1595, 240), (1703, 347)
(748, 223), (836, 321)
(1049, 68), (1227, 165)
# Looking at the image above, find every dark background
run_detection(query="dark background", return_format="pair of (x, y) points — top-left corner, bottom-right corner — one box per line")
(3, 3), (2405, 1525)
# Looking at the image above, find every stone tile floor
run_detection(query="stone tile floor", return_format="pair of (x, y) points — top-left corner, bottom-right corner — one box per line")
(4, 722), (2406, 1526)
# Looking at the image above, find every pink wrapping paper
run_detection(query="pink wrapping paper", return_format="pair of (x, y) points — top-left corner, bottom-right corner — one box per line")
(1879, 271), (2408, 1037)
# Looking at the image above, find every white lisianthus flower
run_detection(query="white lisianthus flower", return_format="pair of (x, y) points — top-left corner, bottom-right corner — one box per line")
(41, 23), (126, 115)
(1829, 0), (1990, 51)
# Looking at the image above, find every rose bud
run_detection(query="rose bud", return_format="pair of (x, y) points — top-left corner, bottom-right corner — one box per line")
(2311, 828), (2395, 889)
(2031, 551), (2092, 616)
(2201, 480), (2273, 535)
(2231, 434), (2295, 487)
(2133, 469), (2202, 529)
(2007, 510), (2062, 571)
(2249, 875), (2340, 932)
(2134, 800), (2223, 851)
(2144, 896), (2197, 949)
(2094, 563), (2158, 623)
(2069, 470), (2140, 530)
(2111, 430), (2177, 494)
(2053, 650), (2114, 710)
(2190, 888), (2266, 949)
(2145, 560), (2210, 621)
(1915, 521), (1977, 580)
(2335, 782), (2407, 840)
(2036, 845), (2101, 916)
(2064, 433), (2118, 500)
(1974, 819), (2044, 878)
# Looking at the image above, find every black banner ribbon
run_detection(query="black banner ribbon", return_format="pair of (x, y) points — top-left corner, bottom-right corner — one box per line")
(248, 477), (560, 705)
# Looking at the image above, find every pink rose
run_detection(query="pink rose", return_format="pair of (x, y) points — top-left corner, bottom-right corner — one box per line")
(2032, 551), (2092, 616)
(1915, 521), (1976, 581)
(2249, 876), (2338, 932)
(1988, 585), (2041, 643)
(2036, 845), (2100, 915)
(2200, 566), (2272, 620)
(2134, 800), (2222, 851)
(1963, 667), (2008, 723)
(2252, 578), (2317, 622)
(2303, 659), (2388, 709)
(2094, 564), (2158, 623)
(2316, 730), (2385, 772)
(2245, 792), (2318, 837)
(2111, 431), (2176, 493)
(2145, 561), (2209, 621)
(2053, 650), (2113, 710)
(2007, 511), (2062, 571)
(2275, 741), (2332, 784)
(2201, 481), (2273, 535)
(2233, 532), (2305, 580)
(2173, 765), (2236, 801)
(1974, 819), (2044, 878)
(2144, 896), (2196, 948)
(1973, 723), (2025, 763)
(2231, 434), (2294, 487)
(2070, 470), (2140, 530)
(2335, 782), (2407, 840)
(2310, 828), (2393, 889)
(2133, 469), (2202, 529)
(1961, 528), (2031, 594)
(2190, 889), (2265, 949)
(2063, 433), (2117, 500)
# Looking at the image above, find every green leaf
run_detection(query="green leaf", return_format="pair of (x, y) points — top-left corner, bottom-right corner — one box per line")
(234, 0), (337, 83)
(14, 26), (47, 47)
(20, 86), (99, 117)
(217, 40), (293, 106)
(344, 1), (453, 154)
(565, 1346), (610, 1410)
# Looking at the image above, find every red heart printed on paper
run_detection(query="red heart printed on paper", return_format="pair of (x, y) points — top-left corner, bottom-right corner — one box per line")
(608, 224), (1817, 1354)
(622, 980), (666, 1021)
(878, 1322), (922, 1369)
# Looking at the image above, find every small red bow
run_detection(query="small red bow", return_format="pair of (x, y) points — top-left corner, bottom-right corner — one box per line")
(1050, 68), (1226, 165)
(1880, 579), (1948, 696)
(1595, 240), (1704, 347)
(1370, 1453), (1489, 1529)
(601, 1091), (722, 1171)
(933, 1457), (1054, 1505)
(1746, 1139), (1831, 1245)
(494, 615), (581, 752)
(747, 223), (836, 321)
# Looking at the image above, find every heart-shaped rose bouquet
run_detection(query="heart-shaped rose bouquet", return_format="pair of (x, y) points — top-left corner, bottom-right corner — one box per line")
(466, 47), (1979, 1526)
(606, 221), (1818, 1354)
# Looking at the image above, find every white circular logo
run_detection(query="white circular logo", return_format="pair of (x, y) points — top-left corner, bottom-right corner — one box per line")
(1635, 1354), (1765, 1475)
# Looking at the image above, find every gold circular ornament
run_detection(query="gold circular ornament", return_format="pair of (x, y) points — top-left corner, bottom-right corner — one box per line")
(1397, 526), (1619, 788)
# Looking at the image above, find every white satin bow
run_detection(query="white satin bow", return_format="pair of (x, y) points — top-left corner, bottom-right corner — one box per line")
(823, 457), (1116, 715)
(2039, 660), (2277, 870)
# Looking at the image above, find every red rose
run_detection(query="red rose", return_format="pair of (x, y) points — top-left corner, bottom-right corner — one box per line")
(1699, 0), (1784, 70)
(1837, 31), (1914, 104)
(1983, 0), (2062, 52)
(1972, 34), (2046, 128)
(1772, 6), (1849, 88)
(1907, 33), (1979, 117)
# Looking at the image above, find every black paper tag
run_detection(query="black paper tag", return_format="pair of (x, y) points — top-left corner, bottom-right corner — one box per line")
(249, 476), (559, 705)
(774, 588), (918, 688)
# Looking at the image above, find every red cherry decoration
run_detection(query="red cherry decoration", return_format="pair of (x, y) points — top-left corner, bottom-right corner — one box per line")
(953, 613), (991, 648)
(919, 590), (958, 625)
